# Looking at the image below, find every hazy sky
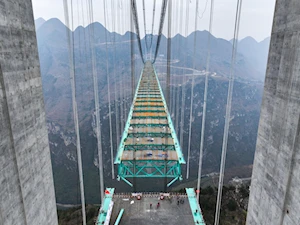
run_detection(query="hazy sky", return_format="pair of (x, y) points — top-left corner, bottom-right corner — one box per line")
(32, 0), (276, 42)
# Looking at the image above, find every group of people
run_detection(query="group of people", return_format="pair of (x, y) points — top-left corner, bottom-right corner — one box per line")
(177, 196), (185, 205)
(149, 196), (185, 209)
(149, 202), (160, 209)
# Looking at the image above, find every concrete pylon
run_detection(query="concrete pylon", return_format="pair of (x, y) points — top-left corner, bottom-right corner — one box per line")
(246, 1), (300, 224)
(0, 0), (58, 224)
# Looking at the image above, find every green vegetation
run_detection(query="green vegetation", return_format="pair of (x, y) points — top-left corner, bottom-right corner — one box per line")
(199, 185), (250, 225)
(57, 205), (99, 225)
(227, 199), (238, 211)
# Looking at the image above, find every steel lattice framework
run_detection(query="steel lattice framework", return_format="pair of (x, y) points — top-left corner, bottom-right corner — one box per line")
(114, 61), (185, 187)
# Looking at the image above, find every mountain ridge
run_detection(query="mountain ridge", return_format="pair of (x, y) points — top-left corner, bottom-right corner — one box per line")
(35, 17), (46, 30)
(36, 19), (270, 82)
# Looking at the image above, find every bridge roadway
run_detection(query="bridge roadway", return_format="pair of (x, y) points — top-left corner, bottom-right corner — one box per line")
(96, 188), (205, 225)
(110, 193), (194, 225)
(114, 61), (185, 187)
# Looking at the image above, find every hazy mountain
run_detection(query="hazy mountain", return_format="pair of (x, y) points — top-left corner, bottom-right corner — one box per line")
(35, 17), (46, 30)
(238, 36), (270, 76)
(145, 31), (268, 81)
(36, 18), (267, 203)
(228, 36), (270, 78)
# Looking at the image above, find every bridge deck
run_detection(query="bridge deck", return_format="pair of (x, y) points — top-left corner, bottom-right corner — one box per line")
(96, 189), (206, 225)
(109, 193), (194, 225)
(115, 62), (185, 186)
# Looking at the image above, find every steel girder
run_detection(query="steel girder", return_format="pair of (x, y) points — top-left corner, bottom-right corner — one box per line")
(127, 132), (172, 138)
(136, 95), (161, 98)
(133, 109), (165, 113)
(134, 105), (164, 108)
(136, 100), (162, 102)
(117, 160), (182, 180)
(132, 116), (167, 119)
(124, 144), (175, 151)
(115, 62), (185, 188)
(129, 123), (169, 128)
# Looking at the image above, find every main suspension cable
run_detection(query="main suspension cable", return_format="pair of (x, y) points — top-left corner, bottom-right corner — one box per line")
(149, 0), (156, 52)
(152, 0), (168, 63)
(131, 0), (145, 63)
(142, 0), (149, 54)
(214, 1), (243, 224)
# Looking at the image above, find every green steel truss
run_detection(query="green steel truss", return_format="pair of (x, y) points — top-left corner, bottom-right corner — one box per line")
(115, 62), (185, 188)
(118, 160), (182, 187)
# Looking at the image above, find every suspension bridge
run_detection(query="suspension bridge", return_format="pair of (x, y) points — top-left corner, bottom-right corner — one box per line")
(61, 0), (243, 224)
(115, 61), (185, 187)
(97, 62), (204, 224)
(2, 0), (299, 224)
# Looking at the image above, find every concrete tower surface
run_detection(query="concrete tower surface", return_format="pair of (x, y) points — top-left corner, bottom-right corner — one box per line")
(246, 0), (300, 224)
(0, 0), (58, 224)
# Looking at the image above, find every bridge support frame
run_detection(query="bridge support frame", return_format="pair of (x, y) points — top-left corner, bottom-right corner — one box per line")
(117, 160), (182, 182)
